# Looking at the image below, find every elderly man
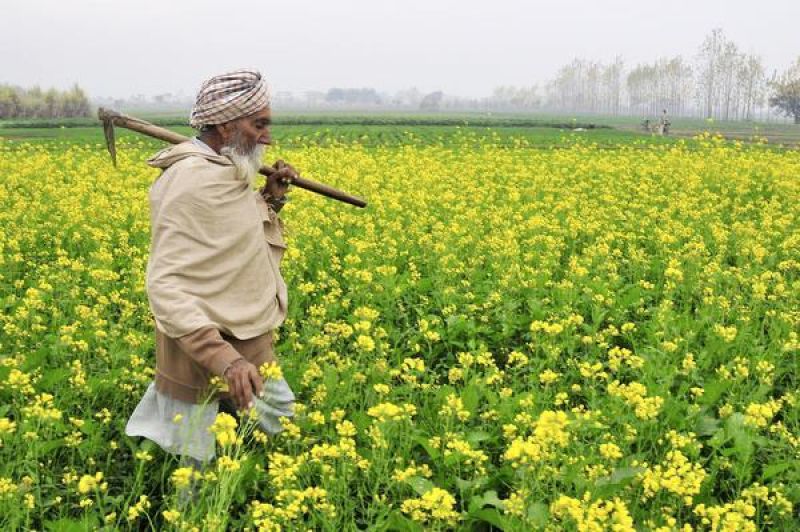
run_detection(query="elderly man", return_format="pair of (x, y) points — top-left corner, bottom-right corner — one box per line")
(125, 69), (296, 465)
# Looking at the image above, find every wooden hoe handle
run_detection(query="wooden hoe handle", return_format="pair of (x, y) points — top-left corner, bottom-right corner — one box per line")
(98, 107), (367, 208)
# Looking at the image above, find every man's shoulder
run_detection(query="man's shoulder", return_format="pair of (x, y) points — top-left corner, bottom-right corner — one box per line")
(151, 155), (235, 194)
(147, 141), (233, 172)
(168, 154), (229, 176)
(148, 150), (242, 207)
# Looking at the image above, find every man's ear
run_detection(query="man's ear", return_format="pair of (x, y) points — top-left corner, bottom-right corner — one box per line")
(216, 122), (234, 143)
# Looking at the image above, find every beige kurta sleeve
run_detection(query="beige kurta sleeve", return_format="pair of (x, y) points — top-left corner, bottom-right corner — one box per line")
(254, 191), (288, 264)
(174, 326), (244, 377)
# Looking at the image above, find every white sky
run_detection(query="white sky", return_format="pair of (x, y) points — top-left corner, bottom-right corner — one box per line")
(1, 0), (798, 98)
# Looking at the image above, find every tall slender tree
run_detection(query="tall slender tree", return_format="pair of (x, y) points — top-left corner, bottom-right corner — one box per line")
(769, 57), (800, 124)
(695, 28), (726, 119)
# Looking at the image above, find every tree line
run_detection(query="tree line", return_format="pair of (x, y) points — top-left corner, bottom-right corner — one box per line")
(544, 28), (799, 123)
(0, 84), (91, 119)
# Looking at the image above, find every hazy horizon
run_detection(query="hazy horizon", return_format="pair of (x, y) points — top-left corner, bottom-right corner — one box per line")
(2, 0), (798, 99)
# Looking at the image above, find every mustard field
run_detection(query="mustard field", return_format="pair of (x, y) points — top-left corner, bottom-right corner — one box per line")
(0, 130), (799, 530)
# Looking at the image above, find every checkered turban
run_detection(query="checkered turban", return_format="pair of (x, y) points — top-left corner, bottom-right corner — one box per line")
(189, 69), (271, 129)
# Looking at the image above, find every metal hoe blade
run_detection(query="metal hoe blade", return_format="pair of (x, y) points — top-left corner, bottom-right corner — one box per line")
(99, 108), (117, 167)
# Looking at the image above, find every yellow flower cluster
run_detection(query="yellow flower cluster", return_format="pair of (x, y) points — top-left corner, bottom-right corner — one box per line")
(502, 489), (528, 517)
(665, 430), (700, 452)
(0, 477), (17, 498)
(77, 472), (106, 495)
(444, 437), (489, 475)
(639, 450), (707, 504)
(538, 369), (561, 385)
(530, 320), (565, 335)
(713, 324), (738, 343)
(251, 486), (335, 528)
(439, 393), (470, 421)
(0, 418), (16, 443)
(532, 410), (570, 446)
(694, 483), (792, 531)
(20, 392), (62, 422)
(126, 495), (150, 523)
(267, 452), (306, 487)
(6, 369), (35, 395)
(162, 509), (181, 524)
(392, 462), (433, 482)
(208, 412), (238, 447)
(396, 357), (426, 386)
(550, 494), (635, 531)
(607, 346), (644, 372)
(217, 456), (241, 472)
(743, 398), (783, 428)
(599, 442), (623, 460)
(367, 402), (417, 422)
(504, 410), (571, 467)
(170, 467), (201, 489)
(259, 361), (284, 381)
(400, 487), (460, 526)
(607, 380), (664, 420)
(507, 350), (529, 367)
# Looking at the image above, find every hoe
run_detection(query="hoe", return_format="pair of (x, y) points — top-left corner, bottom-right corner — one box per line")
(98, 107), (367, 208)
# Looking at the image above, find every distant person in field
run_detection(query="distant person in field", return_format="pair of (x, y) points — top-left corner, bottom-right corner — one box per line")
(659, 109), (671, 135)
(125, 69), (297, 467)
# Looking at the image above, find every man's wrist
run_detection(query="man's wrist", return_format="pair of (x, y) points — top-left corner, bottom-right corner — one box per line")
(222, 357), (247, 378)
(265, 194), (289, 213)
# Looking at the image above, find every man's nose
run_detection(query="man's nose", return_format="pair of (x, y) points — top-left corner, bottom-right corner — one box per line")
(259, 130), (272, 145)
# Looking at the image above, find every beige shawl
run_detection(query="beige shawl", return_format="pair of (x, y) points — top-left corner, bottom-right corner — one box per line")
(145, 141), (287, 339)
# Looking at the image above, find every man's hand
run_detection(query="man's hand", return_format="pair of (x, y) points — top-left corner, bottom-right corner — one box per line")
(260, 160), (298, 200)
(223, 359), (264, 411)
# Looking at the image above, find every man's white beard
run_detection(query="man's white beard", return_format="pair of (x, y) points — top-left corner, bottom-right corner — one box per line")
(220, 130), (265, 187)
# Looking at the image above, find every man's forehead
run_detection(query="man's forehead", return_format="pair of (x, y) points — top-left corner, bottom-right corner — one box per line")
(249, 107), (271, 121)
(222, 106), (270, 128)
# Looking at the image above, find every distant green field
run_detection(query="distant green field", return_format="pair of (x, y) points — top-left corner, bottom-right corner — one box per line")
(2, 111), (797, 149)
(0, 123), (677, 151)
(0, 112), (610, 130)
